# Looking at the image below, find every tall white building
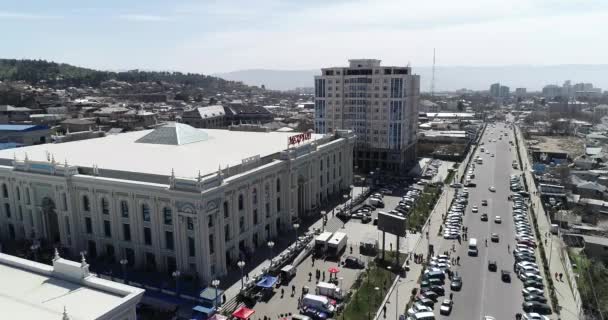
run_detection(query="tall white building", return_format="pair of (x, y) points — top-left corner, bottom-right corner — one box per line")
(0, 123), (354, 284)
(314, 59), (420, 173)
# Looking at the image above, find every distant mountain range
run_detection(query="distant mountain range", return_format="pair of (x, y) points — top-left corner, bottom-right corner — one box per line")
(215, 65), (608, 92)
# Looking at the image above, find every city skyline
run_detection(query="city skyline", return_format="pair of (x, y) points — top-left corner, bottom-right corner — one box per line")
(2, 0), (608, 74)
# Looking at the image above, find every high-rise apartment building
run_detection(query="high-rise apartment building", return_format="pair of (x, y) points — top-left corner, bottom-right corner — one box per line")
(490, 83), (501, 97)
(314, 59), (420, 173)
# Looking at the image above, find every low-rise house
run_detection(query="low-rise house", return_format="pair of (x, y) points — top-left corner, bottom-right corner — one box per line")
(0, 124), (50, 145)
(60, 118), (97, 133)
(182, 105), (226, 128)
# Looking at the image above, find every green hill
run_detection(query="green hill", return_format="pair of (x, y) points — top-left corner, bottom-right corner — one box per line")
(0, 59), (249, 90)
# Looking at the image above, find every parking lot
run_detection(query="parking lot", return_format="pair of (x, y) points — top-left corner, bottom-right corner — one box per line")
(250, 160), (451, 318)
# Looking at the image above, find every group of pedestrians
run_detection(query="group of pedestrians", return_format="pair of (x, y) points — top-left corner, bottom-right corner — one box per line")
(413, 253), (425, 264)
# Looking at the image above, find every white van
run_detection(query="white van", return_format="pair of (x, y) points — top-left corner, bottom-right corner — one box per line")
(468, 238), (478, 256)
(302, 294), (335, 314)
(290, 315), (313, 320)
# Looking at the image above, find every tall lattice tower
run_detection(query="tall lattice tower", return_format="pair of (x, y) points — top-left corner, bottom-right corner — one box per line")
(431, 48), (436, 96)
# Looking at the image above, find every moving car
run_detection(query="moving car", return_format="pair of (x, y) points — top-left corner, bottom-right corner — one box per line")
(494, 216), (502, 223)
(472, 205), (478, 213)
(501, 270), (511, 282)
(488, 260), (497, 272)
(450, 274), (462, 291)
(491, 233), (499, 242)
(481, 213), (488, 221)
(439, 299), (453, 315)
(489, 186), (496, 192)
(482, 200), (488, 206)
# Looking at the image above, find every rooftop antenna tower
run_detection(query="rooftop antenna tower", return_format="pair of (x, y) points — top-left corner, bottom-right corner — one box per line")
(431, 48), (436, 96)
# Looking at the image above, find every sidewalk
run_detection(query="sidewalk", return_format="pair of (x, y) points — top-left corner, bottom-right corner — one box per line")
(515, 127), (581, 320)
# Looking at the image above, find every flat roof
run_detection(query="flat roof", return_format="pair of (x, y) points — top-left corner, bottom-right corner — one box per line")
(0, 126), (321, 178)
(0, 262), (124, 319)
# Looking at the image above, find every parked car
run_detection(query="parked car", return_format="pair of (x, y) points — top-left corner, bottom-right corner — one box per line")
(344, 256), (365, 269)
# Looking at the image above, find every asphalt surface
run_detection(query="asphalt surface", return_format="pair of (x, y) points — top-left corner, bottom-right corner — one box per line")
(433, 122), (524, 320)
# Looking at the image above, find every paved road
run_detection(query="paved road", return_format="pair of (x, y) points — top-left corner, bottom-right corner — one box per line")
(433, 122), (524, 320)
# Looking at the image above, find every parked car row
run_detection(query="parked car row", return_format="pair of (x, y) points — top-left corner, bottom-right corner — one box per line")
(510, 192), (551, 317)
(407, 254), (459, 319)
(443, 191), (468, 239)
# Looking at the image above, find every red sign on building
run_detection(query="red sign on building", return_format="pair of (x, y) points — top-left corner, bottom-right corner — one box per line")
(288, 132), (312, 146)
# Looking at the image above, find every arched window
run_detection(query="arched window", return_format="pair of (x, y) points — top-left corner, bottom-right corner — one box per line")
(252, 188), (257, 205)
(101, 198), (110, 215)
(2, 184), (8, 198)
(141, 203), (150, 222)
(238, 194), (244, 210)
(276, 178), (281, 193)
(120, 201), (129, 218)
(163, 207), (172, 225)
(82, 195), (90, 212)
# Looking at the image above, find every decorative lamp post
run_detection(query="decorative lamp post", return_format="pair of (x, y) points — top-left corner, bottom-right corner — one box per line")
(119, 258), (128, 282)
(172, 270), (181, 296)
(293, 223), (300, 245)
(212, 279), (221, 309)
(267, 241), (275, 264)
(237, 260), (246, 288)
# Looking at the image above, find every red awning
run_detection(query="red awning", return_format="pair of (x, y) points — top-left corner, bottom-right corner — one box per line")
(232, 306), (255, 319)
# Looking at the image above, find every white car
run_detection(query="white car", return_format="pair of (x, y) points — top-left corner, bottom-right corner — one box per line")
(522, 313), (550, 320)
(472, 205), (479, 213)
(494, 216), (502, 223)
(439, 299), (453, 315)
(522, 287), (544, 296)
(489, 186), (496, 192)
(407, 302), (432, 316)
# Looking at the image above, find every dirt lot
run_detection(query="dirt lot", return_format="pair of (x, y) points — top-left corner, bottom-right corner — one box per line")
(526, 135), (585, 158)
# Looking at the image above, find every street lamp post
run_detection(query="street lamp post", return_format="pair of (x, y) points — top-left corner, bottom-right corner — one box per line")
(172, 270), (181, 296)
(212, 279), (220, 309)
(30, 242), (40, 262)
(395, 276), (401, 320)
(293, 223), (300, 245)
(237, 260), (246, 288)
(119, 258), (128, 282)
(267, 241), (275, 265)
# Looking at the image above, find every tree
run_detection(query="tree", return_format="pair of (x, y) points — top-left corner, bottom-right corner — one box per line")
(457, 100), (464, 111)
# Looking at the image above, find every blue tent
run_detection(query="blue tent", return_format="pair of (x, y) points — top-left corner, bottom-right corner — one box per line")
(191, 305), (216, 320)
(256, 275), (278, 289)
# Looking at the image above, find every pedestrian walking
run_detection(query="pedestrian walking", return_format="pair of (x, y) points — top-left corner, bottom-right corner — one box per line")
(559, 273), (563, 281)
(322, 271), (326, 281)
(292, 285), (296, 296)
(383, 305), (387, 318)
(308, 272), (312, 281)
(281, 288), (284, 298)
(456, 256), (460, 265)
(555, 272), (558, 279)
